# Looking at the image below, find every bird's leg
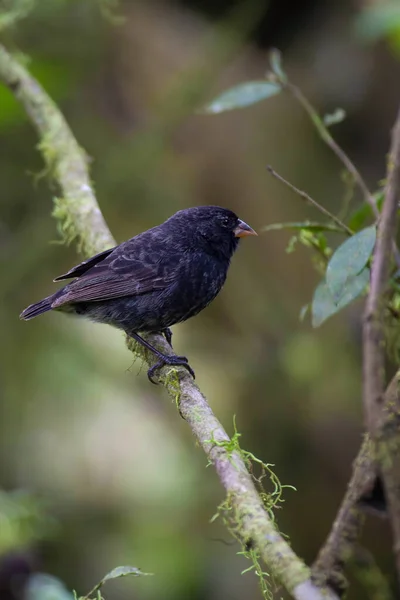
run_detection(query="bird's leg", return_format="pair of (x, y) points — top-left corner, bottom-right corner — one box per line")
(162, 327), (173, 347)
(129, 332), (195, 384)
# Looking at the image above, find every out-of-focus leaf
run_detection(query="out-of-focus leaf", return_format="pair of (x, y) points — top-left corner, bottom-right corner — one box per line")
(0, 490), (56, 554)
(99, 0), (125, 24)
(299, 304), (310, 322)
(269, 48), (287, 82)
(25, 574), (73, 600)
(202, 81), (281, 114)
(0, 0), (34, 31)
(312, 268), (370, 327)
(375, 190), (384, 211)
(323, 108), (346, 127)
(326, 225), (376, 302)
(347, 192), (382, 232)
(355, 3), (400, 41)
(347, 203), (374, 231)
(262, 221), (344, 233)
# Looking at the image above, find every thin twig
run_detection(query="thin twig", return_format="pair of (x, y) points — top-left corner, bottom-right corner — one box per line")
(0, 44), (339, 600)
(272, 59), (400, 268)
(363, 104), (400, 582)
(266, 165), (354, 236)
(282, 81), (379, 220)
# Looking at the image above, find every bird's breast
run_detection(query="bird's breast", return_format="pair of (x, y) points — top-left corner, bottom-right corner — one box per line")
(168, 255), (229, 324)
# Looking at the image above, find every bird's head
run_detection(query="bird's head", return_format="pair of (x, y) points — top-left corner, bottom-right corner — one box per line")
(168, 206), (257, 260)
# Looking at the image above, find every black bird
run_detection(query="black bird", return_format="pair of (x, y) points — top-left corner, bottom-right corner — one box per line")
(20, 206), (257, 382)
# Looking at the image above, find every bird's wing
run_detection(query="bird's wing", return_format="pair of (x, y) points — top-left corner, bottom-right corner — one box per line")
(52, 242), (180, 307)
(54, 247), (117, 281)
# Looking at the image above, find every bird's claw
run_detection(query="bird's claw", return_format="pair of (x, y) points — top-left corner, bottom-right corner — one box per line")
(162, 328), (173, 347)
(147, 354), (195, 384)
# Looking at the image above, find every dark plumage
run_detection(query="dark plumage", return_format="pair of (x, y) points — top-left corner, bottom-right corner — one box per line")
(20, 206), (257, 381)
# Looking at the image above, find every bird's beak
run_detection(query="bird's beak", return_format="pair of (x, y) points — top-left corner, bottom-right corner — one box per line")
(234, 219), (257, 238)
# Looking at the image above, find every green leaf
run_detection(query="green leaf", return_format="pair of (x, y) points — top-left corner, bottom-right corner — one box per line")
(323, 108), (346, 127)
(312, 280), (337, 327)
(347, 203), (375, 231)
(0, 0), (34, 32)
(262, 221), (344, 233)
(82, 565), (153, 599)
(202, 81), (281, 114)
(101, 566), (151, 583)
(355, 3), (400, 42)
(334, 267), (370, 308)
(348, 190), (384, 229)
(326, 225), (376, 302)
(374, 190), (384, 211)
(312, 268), (370, 327)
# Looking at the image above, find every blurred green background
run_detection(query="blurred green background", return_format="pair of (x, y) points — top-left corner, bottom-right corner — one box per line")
(1, 0), (400, 598)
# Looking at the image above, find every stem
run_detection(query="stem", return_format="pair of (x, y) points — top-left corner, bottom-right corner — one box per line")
(266, 165), (354, 236)
(283, 81), (379, 219)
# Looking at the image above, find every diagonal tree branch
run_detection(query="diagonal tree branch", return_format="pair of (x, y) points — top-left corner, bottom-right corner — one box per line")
(364, 105), (400, 434)
(0, 44), (339, 600)
(266, 165), (354, 236)
(311, 435), (371, 596)
(363, 104), (400, 581)
(312, 106), (400, 592)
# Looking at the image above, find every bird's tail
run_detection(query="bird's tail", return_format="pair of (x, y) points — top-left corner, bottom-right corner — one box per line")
(20, 295), (54, 320)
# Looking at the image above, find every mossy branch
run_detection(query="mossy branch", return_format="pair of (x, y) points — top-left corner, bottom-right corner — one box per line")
(0, 45), (114, 256)
(0, 43), (339, 600)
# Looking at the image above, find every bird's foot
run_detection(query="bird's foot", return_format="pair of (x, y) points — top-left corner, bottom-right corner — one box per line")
(162, 328), (173, 347)
(147, 354), (195, 384)
(128, 331), (194, 384)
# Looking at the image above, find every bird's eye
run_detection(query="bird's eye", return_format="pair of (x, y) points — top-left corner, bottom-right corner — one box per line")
(221, 216), (230, 226)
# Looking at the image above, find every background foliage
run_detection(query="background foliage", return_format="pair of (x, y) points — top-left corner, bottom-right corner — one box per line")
(1, 0), (400, 598)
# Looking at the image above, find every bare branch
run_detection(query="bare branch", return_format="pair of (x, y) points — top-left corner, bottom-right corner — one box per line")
(312, 436), (374, 595)
(279, 79), (379, 219)
(312, 366), (400, 594)
(363, 107), (400, 430)
(0, 44), (339, 600)
(266, 165), (354, 235)
(363, 105), (400, 581)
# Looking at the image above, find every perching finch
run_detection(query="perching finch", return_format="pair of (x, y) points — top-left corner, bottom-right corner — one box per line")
(20, 206), (257, 382)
